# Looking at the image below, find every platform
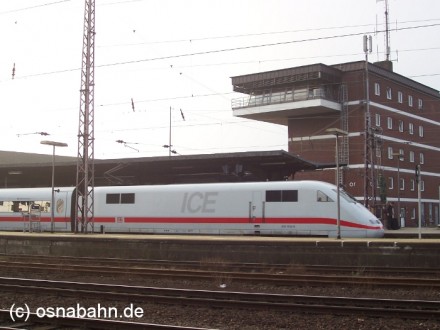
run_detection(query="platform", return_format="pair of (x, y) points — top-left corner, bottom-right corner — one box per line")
(384, 226), (440, 239)
(0, 229), (439, 268)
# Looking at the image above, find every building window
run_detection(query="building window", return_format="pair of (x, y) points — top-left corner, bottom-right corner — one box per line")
(398, 91), (403, 103)
(409, 151), (415, 163)
(408, 95), (413, 107)
(387, 117), (393, 129)
(398, 120), (404, 132)
(374, 83), (380, 96)
(411, 208), (415, 219)
(420, 153), (424, 164)
(410, 179), (415, 191)
(388, 177), (394, 190)
(418, 98), (423, 110)
(375, 113), (381, 126)
(388, 147), (393, 159)
(419, 125), (424, 137)
(421, 180), (425, 192)
(386, 87), (392, 100)
(399, 178), (405, 191)
(376, 147), (381, 158)
(409, 123), (414, 135)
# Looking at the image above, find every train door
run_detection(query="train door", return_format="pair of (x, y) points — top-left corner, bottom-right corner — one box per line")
(70, 189), (77, 232)
(54, 190), (70, 231)
(249, 191), (263, 223)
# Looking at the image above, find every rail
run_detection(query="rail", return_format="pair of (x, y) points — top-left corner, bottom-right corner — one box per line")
(0, 277), (439, 320)
(2, 254), (440, 276)
(0, 309), (210, 330)
(1, 259), (440, 289)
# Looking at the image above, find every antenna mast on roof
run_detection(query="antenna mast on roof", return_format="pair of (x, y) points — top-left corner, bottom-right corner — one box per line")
(383, 0), (391, 61)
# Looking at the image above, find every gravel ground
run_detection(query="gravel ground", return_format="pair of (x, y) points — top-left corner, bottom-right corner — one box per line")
(1, 269), (439, 329)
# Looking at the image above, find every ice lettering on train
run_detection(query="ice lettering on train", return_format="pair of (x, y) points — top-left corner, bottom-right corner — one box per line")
(181, 192), (218, 213)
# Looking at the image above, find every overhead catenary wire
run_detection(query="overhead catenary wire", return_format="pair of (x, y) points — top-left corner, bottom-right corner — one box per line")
(2, 1), (439, 158)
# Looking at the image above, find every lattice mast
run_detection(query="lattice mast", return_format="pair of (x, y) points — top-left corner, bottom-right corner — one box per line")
(363, 35), (375, 209)
(75, 0), (95, 233)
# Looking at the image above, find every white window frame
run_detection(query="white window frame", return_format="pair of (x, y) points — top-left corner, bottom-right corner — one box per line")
(410, 179), (415, 191)
(374, 83), (380, 96)
(418, 98), (423, 110)
(398, 120), (404, 132)
(375, 113), (381, 126)
(411, 208), (415, 219)
(398, 91), (403, 103)
(421, 180), (425, 192)
(399, 178), (405, 191)
(386, 87), (392, 100)
(408, 95), (413, 107)
(387, 117), (393, 129)
(376, 147), (381, 158)
(419, 125), (424, 137)
(409, 151), (415, 163)
(388, 177), (394, 190)
(409, 123), (414, 135)
(420, 153), (424, 164)
(387, 147), (393, 159)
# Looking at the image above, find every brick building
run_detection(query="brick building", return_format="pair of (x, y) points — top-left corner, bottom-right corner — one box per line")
(231, 61), (440, 227)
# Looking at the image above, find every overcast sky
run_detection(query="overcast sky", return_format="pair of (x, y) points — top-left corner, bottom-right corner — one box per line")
(0, 0), (439, 159)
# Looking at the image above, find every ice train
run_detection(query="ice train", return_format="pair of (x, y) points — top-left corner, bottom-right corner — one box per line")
(0, 181), (384, 238)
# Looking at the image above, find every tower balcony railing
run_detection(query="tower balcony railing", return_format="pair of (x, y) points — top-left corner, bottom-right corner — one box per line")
(232, 87), (338, 109)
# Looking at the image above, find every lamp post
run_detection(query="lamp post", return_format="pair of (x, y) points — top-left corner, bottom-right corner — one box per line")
(40, 140), (68, 233)
(326, 128), (348, 239)
(392, 152), (404, 228)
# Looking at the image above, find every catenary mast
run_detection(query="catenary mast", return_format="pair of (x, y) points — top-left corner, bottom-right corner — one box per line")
(75, 0), (95, 233)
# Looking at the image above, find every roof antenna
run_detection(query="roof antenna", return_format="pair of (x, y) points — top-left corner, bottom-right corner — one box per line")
(382, 0), (391, 61)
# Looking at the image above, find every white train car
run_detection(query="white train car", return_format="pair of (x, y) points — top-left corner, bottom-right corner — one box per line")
(0, 187), (75, 232)
(0, 181), (384, 238)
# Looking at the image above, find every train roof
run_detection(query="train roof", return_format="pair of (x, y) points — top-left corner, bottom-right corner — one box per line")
(93, 180), (336, 192)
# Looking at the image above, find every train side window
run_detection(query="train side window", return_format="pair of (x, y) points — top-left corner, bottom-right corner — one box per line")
(266, 190), (297, 202)
(266, 190), (281, 202)
(121, 193), (135, 204)
(106, 194), (120, 204)
(317, 190), (333, 202)
(12, 201), (21, 212)
(282, 190), (298, 202)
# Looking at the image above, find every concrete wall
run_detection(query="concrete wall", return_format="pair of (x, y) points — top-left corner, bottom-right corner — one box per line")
(0, 234), (439, 268)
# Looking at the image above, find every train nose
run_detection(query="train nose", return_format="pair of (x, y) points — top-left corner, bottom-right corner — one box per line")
(371, 226), (385, 238)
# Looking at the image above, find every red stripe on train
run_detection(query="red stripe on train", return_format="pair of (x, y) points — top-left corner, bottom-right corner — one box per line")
(0, 216), (382, 231)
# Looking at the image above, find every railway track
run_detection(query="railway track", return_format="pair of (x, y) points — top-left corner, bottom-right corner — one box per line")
(0, 309), (212, 330)
(0, 277), (439, 321)
(1, 253), (439, 277)
(0, 258), (439, 289)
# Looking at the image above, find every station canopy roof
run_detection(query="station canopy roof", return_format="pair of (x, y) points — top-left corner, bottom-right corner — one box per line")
(0, 150), (319, 188)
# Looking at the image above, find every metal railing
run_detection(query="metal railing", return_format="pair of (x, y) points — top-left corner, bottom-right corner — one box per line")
(232, 88), (337, 109)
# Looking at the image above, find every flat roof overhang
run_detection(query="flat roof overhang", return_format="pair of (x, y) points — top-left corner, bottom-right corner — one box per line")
(233, 99), (342, 125)
(231, 63), (342, 94)
(0, 150), (319, 187)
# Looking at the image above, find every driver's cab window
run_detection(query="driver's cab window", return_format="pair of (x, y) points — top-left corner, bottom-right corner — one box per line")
(317, 190), (333, 202)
